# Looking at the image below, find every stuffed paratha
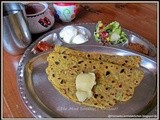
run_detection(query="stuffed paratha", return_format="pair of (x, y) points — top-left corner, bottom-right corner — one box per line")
(46, 50), (144, 109)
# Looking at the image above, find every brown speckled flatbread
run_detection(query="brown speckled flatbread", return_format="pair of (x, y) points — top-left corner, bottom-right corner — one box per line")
(46, 51), (144, 109)
(53, 45), (141, 68)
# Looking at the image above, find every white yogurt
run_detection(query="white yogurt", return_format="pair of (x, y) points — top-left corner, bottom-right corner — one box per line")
(59, 26), (90, 44)
(72, 34), (88, 44)
(59, 26), (78, 43)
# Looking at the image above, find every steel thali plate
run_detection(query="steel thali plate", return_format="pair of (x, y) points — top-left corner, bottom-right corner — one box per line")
(17, 23), (157, 118)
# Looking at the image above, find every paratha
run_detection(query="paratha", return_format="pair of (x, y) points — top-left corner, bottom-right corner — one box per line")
(46, 50), (144, 109)
(53, 45), (141, 68)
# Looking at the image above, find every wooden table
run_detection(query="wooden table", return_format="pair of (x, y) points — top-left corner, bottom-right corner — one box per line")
(3, 3), (157, 118)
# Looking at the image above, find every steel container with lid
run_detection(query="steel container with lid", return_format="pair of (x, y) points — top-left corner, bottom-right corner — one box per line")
(3, 3), (32, 55)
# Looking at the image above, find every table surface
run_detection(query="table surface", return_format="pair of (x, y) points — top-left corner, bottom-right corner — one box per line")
(3, 3), (158, 118)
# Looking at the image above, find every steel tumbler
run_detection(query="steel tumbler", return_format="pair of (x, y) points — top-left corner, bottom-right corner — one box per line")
(3, 3), (32, 55)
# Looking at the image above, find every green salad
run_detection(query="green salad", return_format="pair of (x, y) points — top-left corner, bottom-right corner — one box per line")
(94, 21), (128, 45)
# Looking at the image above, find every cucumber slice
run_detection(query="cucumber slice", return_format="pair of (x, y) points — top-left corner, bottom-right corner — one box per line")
(110, 33), (120, 42)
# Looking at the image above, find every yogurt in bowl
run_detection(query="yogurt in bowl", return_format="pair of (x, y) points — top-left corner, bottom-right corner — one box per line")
(59, 26), (91, 44)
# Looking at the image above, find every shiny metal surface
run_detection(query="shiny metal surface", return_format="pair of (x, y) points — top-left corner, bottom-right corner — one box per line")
(17, 23), (157, 118)
(124, 34), (157, 57)
(3, 9), (32, 55)
(3, 3), (22, 14)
